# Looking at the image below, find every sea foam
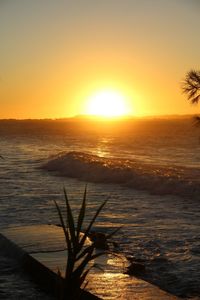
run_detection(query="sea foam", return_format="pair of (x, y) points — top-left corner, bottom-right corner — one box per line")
(41, 151), (200, 199)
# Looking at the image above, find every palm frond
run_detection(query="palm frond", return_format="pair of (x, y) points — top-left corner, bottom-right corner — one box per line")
(182, 70), (200, 105)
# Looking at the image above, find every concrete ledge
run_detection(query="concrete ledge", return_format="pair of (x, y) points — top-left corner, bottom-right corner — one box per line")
(0, 233), (100, 299)
(1, 225), (181, 300)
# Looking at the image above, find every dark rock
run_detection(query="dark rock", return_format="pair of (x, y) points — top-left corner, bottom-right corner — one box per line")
(126, 262), (146, 276)
(89, 232), (109, 250)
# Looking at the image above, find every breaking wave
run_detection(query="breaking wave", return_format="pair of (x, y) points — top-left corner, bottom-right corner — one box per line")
(41, 151), (200, 199)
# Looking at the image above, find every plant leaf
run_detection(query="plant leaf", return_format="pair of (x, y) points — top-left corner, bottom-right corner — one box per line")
(79, 267), (92, 287)
(54, 200), (70, 248)
(77, 185), (87, 238)
(73, 246), (95, 278)
(89, 251), (108, 261)
(54, 200), (74, 279)
(79, 198), (108, 249)
(64, 188), (77, 253)
(76, 244), (95, 262)
(106, 226), (122, 239)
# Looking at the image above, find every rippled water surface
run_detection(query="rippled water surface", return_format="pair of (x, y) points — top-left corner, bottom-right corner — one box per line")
(0, 119), (199, 298)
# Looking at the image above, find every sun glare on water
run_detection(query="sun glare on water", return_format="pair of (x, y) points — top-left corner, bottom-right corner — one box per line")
(86, 90), (129, 118)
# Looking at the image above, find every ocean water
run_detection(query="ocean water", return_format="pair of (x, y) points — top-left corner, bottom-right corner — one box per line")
(0, 118), (199, 298)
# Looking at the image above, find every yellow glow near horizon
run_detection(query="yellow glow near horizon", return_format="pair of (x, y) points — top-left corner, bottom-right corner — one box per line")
(85, 90), (130, 118)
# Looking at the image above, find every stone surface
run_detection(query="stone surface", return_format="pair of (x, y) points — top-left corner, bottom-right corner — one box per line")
(2, 225), (181, 300)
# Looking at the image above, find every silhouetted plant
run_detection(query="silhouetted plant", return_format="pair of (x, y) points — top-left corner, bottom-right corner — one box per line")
(183, 70), (200, 104)
(54, 187), (119, 300)
(182, 70), (200, 124)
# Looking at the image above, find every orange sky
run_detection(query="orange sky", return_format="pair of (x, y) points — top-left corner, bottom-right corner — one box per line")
(0, 0), (200, 119)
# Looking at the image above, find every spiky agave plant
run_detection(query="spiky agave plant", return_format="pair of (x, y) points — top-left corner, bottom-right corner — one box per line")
(54, 187), (119, 300)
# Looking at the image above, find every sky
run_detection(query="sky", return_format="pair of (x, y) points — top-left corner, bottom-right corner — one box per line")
(0, 0), (200, 119)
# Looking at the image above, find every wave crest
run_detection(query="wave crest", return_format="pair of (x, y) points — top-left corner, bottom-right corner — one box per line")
(41, 151), (200, 199)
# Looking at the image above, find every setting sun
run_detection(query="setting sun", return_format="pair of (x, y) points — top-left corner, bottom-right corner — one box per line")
(85, 90), (129, 118)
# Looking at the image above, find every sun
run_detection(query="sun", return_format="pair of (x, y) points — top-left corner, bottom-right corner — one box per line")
(85, 90), (129, 118)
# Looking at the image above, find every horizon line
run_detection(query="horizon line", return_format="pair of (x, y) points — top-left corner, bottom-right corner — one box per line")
(0, 113), (198, 121)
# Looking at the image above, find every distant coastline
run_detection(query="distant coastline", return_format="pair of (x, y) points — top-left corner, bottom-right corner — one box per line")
(0, 113), (198, 122)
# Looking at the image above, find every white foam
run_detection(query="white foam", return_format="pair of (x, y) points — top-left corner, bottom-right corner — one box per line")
(42, 151), (200, 199)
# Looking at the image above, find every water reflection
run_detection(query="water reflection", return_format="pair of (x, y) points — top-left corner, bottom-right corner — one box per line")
(93, 137), (113, 158)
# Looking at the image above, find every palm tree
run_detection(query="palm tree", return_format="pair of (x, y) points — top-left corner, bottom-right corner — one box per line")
(183, 70), (200, 104)
(182, 70), (200, 123)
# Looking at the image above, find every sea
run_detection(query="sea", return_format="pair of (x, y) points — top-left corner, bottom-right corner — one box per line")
(0, 117), (199, 299)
